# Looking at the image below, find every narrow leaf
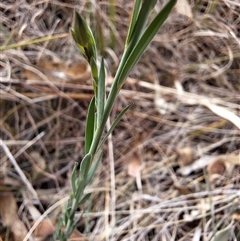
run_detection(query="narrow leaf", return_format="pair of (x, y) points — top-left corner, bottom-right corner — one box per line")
(118, 0), (177, 87)
(66, 206), (72, 218)
(97, 58), (105, 128)
(86, 152), (102, 184)
(115, 0), (156, 88)
(98, 103), (133, 151)
(75, 178), (86, 201)
(71, 162), (79, 194)
(79, 193), (92, 205)
(85, 97), (95, 154)
(80, 153), (92, 181)
(125, 0), (143, 45)
(126, 0), (157, 48)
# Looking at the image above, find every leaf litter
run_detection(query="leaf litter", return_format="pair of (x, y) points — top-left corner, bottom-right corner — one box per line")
(0, 0), (240, 240)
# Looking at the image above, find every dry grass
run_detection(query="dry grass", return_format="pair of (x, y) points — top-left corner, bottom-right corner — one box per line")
(0, 0), (240, 240)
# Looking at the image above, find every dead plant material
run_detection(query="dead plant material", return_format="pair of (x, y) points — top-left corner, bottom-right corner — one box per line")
(126, 152), (142, 178)
(0, 192), (28, 241)
(23, 59), (91, 83)
(34, 219), (56, 240)
(176, 146), (195, 167)
(207, 154), (240, 182)
(175, 0), (193, 21)
(0, 0), (239, 240)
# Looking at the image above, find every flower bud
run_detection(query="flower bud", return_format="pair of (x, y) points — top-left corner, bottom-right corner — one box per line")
(71, 11), (97, 62)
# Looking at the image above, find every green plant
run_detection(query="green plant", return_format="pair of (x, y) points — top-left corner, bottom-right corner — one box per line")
(53, 0), (177, 240)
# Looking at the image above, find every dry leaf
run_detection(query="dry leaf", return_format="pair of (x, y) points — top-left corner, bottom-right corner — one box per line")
(23, 69), (42, 82)
(23, 59), (91, 83)
(223, 154), (240, 165)
(65, 61), (91, 82)
(231, 213), (240, 221)
(178, 154), (239, 177)
(30, 152), (46, 170)
(34, 219), (56, 240)
(207, 159), (226, 176)
(38, 60), (64, 71)
(174, 185), (191, 195)
(29, 151), (46, 180)
(0, 192), (28, 241)
(178, 155), (213, 176)
(202, 101), (240, 130)
(127, 153), (142, 177)
(70, 229), (89, 241)
(176, 146), (194, 167)
(207, 154), (239, 181)
(175, 0), (193, 20)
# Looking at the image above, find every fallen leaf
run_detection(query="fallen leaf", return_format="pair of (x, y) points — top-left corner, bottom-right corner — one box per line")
(23, 68), (42, 82)
(23, 59), (91, 83)
(127, 153), (142, 177)
(178, 154), (239, 177)
(29, 151), (46, 180)
(31, 214), (87, 241)
(70, 229), (89, 241)
(231, 213), (240, 221)
(207, 159), (226, 176)
(175, 0), (193, 21)
(178, 155), (213, 176)
(34, 219), (56, 240)
(207, 154), (239, 181)
(0, 192), (28, 241)
(202, 101), (240, 130)
(174, 185), (191, 195)
(176, 146), (194, 167)
(65, 61), (91, 82)
(223, 154), (240, 165)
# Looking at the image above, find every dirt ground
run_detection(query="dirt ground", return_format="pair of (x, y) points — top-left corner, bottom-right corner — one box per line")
(0, 0), (240, 240)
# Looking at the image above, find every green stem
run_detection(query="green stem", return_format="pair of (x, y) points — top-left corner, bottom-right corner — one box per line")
(88, 76), (119, 156)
